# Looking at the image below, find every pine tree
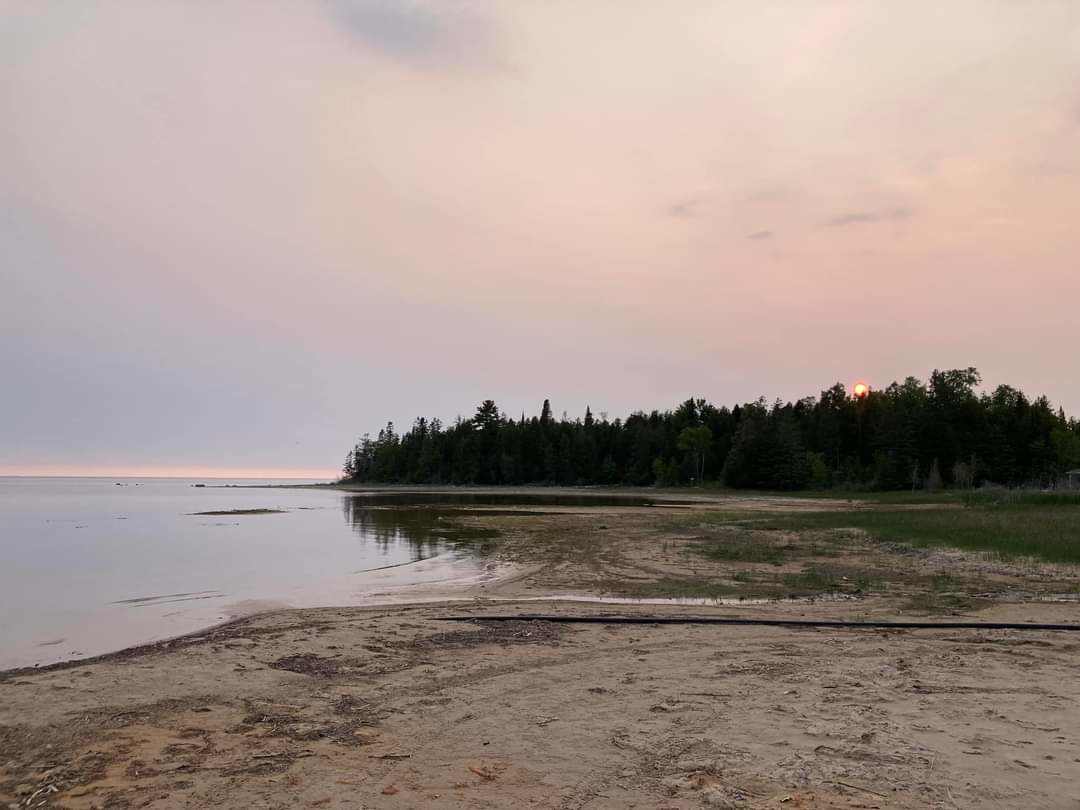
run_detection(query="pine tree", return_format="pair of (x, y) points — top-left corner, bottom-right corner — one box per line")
(340, 369), (1075, 489)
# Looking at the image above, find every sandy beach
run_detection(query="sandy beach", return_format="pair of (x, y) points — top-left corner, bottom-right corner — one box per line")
(11, 4), (1080, 805)
(4, 496), (1080, 809)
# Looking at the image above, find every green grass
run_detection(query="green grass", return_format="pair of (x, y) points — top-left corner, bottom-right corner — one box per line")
(774, 490), (962, 505)
(724, 487), (1079, 508)
(961, 490), (1080, 507)
(607, 578), (739, 600)
(745, 505), (1080, 564)
(902, 591), (986, 614)
(780, 565), (883, 595)
(780, 567), (839, 594)
(694, 534), (786, 565)
(689, 531), (849, 566)
(659, 486), (963, 505)
(609, 565), (885, 600)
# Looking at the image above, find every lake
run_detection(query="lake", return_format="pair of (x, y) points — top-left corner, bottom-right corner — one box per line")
(0, 478), (685, 670)
(0, 477), (501, 671)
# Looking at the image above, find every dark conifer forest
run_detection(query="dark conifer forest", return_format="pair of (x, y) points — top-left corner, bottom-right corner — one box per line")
(342, 369), (1080, 490)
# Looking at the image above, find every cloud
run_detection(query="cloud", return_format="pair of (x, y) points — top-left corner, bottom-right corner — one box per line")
(325, 0), (499, 68)
(741, 186), (795, 205)
(747, 230), (773, 240)
(825, 207), (912, 227)
(666, 198), (702, 218)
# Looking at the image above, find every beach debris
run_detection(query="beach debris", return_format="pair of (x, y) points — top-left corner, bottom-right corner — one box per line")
(270, 653), (341, 677)
(406, 620), (561, 650)
(21, 783), (58, 807)
(381, 785), (399, 795)
(467, 762), (503, 781)
(834, 780), (888, 798)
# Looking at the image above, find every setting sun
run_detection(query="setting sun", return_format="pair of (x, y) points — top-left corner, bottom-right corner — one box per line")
(853, 382), (870, 398)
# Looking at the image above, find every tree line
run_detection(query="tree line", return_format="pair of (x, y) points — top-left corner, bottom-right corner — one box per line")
(342, 368), (1080, 490)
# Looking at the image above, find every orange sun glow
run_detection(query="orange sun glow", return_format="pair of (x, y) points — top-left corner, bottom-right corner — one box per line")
(853, 382), (870, 398)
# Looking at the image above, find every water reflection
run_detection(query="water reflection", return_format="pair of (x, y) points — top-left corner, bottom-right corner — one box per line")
(341, 498), (499, 561)
(340, 492), (693, 562)
(338, 491), (692, 507)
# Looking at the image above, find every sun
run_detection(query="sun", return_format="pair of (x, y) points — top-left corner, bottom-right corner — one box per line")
(853, 382), (870, 399)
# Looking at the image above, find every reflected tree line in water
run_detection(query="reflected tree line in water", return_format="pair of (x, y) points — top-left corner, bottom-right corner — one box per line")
(341, 497), (499, 560)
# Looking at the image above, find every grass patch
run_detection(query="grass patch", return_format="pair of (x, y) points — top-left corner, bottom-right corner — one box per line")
(961, 490), (1080, 508)
(780, 565), (881, 596)
(902, 592), (989, 615)
(782, 567), (838, 593)
(749, 504), (1080, 564)
(694, 534), (785, 565)
(605, 565), (884, 601)
(681, 517), (858, 565)
(764, 490), (962, 505)
(928, 573), (964, 592)
(607, 578), (740, 600)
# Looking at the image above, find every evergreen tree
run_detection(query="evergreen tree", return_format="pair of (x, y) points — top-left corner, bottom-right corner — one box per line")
(340, 369), (1076, 490)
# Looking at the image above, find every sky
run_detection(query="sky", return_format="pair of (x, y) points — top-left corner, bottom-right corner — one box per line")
(2, 1), (1079, 478)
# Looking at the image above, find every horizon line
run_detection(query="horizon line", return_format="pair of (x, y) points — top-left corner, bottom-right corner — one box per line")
(0, 467), (340, 480)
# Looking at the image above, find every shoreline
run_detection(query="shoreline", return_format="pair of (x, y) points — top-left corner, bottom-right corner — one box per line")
(5, 493), (1080, 807)
(6, 598), (1080, 808)
(11, 591), (1080, 681)
(0, 612), (256, 681)
(0, 550), (520, 675)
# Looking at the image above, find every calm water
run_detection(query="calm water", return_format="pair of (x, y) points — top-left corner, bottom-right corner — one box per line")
(0, 477), (498, 670)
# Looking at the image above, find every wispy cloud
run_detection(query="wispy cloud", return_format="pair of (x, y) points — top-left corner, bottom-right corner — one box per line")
(325, 0), (499, 69)
(741, 186), (794, 205)
(666, 198), (703, 219)
(825, 207), (912, 227)
(746, 229), (773, 240)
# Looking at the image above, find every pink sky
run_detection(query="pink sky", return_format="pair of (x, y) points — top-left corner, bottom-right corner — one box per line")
(3, 2), (1079, 477)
